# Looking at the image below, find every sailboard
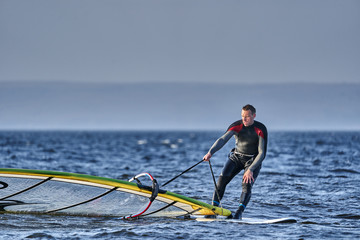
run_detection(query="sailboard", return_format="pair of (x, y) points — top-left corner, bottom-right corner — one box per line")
(0, 168), (231, 219)
(196, 216), (297, 224)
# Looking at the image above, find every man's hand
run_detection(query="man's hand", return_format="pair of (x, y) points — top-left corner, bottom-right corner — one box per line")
(243, 170), (254, 184)
(203, 153), (212, 162)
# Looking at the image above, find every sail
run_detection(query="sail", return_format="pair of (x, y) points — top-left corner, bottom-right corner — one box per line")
(0, 168), (231, 218)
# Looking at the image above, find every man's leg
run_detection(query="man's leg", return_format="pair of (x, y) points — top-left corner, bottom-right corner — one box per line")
(212, 157), (241, 206)
(234, 164), (262, 219)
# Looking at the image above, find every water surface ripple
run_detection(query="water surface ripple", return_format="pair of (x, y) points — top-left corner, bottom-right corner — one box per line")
(0, 131), (359, 239)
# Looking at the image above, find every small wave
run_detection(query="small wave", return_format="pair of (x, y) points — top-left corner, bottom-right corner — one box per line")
(316, 140), (325, 145)
(43, 148), (56, 153)
(137, 140), (147, 145)
(328, 169), (359, 174)
(161, 139), (171, 145)
(300, 221), (319, 225)
(312, 159), (321, 166)
(335, 214), (360, 220)
(286, 173), (306, 178)
(25, 232), (56, 239)
(93, 229), (139, 238)
(261, 171), (286, 176)
(142, 155), (152, 161)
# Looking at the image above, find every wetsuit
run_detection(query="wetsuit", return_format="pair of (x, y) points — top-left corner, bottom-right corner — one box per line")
(208, 120), (267, 212)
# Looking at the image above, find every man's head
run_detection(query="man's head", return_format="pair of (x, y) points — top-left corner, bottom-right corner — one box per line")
(241, 104), (256, 127)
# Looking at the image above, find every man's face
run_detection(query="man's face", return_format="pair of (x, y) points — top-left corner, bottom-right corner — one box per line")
(241, 110), (256, 127)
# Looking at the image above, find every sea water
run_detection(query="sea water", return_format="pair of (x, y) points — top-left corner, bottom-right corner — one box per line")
(0, 131), (359, 239)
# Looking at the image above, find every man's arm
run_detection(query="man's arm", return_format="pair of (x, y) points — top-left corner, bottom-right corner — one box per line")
(248, 136), (266, 172)
(243, 136), (266, 183)
(203, 131), (234, 161)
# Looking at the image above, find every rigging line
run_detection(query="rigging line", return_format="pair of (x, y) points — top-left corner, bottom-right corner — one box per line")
(0, 177), (53, 200)
(175, 208), (202, 218)
(162, 159), (204, 187)
(208, 160), (223, 215)
(142, 201), (177, 217)
(46, 187), (118, 213)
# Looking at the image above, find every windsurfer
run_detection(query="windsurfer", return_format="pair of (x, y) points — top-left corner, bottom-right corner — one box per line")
(203, 104), (268, 219)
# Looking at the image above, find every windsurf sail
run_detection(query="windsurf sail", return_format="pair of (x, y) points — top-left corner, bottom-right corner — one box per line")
(0, 168), (231, 218)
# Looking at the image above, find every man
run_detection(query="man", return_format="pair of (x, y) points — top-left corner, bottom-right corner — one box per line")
(203, 104), (267, 219)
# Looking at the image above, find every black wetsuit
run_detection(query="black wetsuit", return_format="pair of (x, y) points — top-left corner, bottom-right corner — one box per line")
(208, 120), (268, 211)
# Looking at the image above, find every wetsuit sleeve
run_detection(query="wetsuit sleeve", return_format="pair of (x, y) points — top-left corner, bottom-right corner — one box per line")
(208, 131), (235, 156)
(248, 136), (266, 172)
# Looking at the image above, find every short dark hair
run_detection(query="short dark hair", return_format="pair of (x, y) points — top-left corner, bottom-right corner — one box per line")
(242, 104), (256, 114)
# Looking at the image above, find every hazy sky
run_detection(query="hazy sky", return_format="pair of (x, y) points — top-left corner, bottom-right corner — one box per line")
(1, 0), (359, 84)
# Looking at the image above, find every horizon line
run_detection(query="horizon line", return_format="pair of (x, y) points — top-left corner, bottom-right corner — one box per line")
(0, 128), (359, 132)
(1, 80), (359, 85)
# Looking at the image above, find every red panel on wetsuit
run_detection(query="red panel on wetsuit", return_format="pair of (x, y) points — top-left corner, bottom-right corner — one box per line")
(228, 124), (243, 133)
(254, 127), (264, 139)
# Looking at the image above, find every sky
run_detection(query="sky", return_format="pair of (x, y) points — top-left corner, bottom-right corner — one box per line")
(0, 0), (359, 131)
(1, 0), (359, 84)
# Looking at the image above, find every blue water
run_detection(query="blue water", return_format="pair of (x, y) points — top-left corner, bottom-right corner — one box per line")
(0, 131), (359, 239)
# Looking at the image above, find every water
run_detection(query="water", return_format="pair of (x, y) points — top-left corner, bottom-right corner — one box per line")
(0, 131), (359, 239)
